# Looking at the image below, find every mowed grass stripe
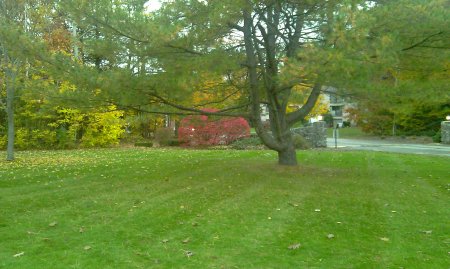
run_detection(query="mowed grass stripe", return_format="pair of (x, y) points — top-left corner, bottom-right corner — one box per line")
(1, 150), (274, 268)
(133, 160), (319, 268)
(2, 148), (236, 210)
(363, 153), (450, 268)
(0, 149), (449, 269)
(261, 153), (390, 269)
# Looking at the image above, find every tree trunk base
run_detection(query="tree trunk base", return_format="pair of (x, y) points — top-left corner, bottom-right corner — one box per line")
(278, 146), (297, 166)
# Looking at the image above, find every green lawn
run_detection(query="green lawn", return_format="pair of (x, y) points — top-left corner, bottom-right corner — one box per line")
(0, 149), (448, 268)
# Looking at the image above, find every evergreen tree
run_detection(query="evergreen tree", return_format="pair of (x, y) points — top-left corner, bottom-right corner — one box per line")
(1, 0), (447, 165)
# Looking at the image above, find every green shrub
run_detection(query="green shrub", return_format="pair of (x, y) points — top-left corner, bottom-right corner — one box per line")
(292, 134), (312, 150)
(55, 127), (78, 149)
(15, 128), (30, 149)
(432, 130), (441, 143)
(230, 136), (264, 150)
(13, 128), (58, 149)
(167, 139), (180, 147)
(134, 142), (154, 147)
(80, 110), (125, 147)
(154, 127), (176, 146)
(0, 135), (6, 149)
(30, 129), (57, 149)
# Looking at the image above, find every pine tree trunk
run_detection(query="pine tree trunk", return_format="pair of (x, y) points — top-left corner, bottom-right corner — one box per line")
(277, 143), (297, 166)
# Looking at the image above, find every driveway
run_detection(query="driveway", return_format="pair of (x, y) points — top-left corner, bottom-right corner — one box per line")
(326, 138), (450, 157)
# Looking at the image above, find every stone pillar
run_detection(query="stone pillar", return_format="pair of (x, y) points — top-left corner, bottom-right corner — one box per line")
(312, 121), (327, 148)
(292, 121), (327, 148)
(441, 121), (450, 144)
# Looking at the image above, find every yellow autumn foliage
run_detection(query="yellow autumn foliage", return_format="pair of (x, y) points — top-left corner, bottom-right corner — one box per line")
(288, 84), (329, 120)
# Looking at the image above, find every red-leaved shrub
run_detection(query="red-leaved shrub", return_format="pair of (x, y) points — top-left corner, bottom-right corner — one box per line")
(178, 109), (250, 147)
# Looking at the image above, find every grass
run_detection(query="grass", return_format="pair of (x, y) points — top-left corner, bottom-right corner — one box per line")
(0, 148), (449, 268)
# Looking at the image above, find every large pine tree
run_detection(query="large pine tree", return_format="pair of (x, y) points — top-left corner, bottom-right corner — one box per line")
(1, 0), (448, 165)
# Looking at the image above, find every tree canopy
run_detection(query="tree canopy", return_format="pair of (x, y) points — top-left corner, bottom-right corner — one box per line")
(1, 0), (449, 164)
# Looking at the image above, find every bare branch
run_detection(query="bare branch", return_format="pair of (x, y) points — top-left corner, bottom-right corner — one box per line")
(228, 22), (244, 32)
(149, 93), (248, 117)
(86, 14), (151, 44)
(192, 88), (242, 108)
(286, 82), (322, 126)
(401, 31), (444, 51)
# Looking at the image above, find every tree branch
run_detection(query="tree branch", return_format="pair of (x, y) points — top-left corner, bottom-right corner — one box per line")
(165, 44), (204, 56)
(149, 93), (248, 117)
(192, 88), (242, 108)
(228, 22), (244, 32)
(85, 14), (151, 44)
(286, 82), (322, 126)
(401, 31), (444, 51)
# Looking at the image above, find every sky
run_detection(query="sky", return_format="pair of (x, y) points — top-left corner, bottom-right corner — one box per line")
(144, 0), (162, 12)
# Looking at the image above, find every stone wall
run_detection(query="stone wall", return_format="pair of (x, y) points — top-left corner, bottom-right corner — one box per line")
(292, 121), (327, 148)
(441, 121), (450, 144)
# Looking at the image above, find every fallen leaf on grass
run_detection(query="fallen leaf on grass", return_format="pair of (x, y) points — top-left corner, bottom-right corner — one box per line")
(181, 238), (190, 244)
(13, 252), (24, 258)
(49, 222), (58, 227)
(327, 234), (335, 239)
(84, 246), (91, 251)
(380, 237), (390, 242)
(288, 243), (301, 250)
(184, 250), (194, 257)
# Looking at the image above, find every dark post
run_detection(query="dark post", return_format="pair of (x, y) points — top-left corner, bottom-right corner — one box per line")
(334, 124), (339, 149)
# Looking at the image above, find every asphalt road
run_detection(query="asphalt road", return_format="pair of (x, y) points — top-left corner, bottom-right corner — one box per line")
(326, 138), (450, 157)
